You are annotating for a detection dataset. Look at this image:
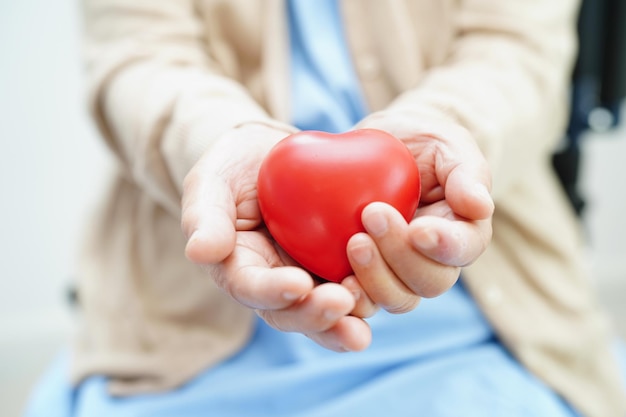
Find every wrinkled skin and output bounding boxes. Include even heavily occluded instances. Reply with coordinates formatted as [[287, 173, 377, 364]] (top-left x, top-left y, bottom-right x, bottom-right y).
[[182, 116, 493, 352]]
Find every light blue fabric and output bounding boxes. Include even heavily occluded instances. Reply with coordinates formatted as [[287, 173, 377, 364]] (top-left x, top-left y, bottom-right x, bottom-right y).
[[288, 0, 367, 132], [22, 1, 612, 416], [25, 286, 592, 417]]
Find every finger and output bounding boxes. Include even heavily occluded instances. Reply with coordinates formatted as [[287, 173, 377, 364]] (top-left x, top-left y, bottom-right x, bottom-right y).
[[408, 123, 493, 220], [182, 122, 291, 265], [347, 232, 421, 314], [360, 202, 460, 299], [182, 163, 237, 264], [305, 316, 372, 352], [256, 283, 356, 334], [214, 231, 314, 310], [219, 264, 315, 310], [341, 275, 380, 318], [444, 163, 494, 221], [362, 114, 494, 220], [409, 215, 493, 267]]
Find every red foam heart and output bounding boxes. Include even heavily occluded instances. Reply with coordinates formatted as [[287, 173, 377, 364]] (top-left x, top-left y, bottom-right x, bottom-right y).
[[257, 129, 421, 282]]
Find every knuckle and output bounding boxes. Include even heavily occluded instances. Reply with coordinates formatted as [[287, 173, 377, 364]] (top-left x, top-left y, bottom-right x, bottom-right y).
[[353, 303, 380, 319], [207, 264, 229, 292], [221, 266, 259, 307], [384, 294, 420, 314], [257, 309, 290, 333]]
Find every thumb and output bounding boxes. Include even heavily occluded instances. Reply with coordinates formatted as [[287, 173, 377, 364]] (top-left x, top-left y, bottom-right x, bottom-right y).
[[182, 165, 237, 265], [444, 163, 494, 221]]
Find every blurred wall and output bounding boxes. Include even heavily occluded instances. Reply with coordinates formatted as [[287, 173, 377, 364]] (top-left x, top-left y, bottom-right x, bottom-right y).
[[0, 0, 108, 328], [0, 1, 109, 415]]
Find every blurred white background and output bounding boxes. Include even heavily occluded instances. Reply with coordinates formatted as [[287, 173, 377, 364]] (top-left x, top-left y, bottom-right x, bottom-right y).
[[0, 1, 624, 416], [1, 1, 111, 416]]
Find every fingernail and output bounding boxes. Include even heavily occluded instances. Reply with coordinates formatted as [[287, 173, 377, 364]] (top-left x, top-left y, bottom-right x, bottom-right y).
[[187, 229, 199, 243], [364, 211, 388, 237], [282, 291, 300, 301], [475, 184, 494, 207], [187, 228, 209, 247], [411, 228, 439, 251], [351, 290, 361, 301], [351, 245, 373, 266], [324, 309, 344, 321], [184, 230, 201, 258]]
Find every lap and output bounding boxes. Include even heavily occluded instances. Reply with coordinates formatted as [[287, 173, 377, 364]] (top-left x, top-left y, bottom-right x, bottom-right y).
[[24, 287, 616, 417], [24, 339, 594, 417]]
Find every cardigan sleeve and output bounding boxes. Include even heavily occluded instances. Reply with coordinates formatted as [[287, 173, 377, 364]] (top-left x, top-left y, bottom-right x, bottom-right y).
[[82, 0, 294, 215], [368, 0, 580, 197]]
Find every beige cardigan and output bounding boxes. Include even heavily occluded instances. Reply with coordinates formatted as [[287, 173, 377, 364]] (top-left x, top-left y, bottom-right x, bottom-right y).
[[77, 1, 625, 416]]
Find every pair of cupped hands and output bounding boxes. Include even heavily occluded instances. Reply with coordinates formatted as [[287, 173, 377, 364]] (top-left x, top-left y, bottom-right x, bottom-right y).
[[181, 113, 494, 352]]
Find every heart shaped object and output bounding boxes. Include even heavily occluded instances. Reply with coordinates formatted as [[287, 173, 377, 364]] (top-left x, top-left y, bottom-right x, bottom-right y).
[[257, 129, 421, 282]]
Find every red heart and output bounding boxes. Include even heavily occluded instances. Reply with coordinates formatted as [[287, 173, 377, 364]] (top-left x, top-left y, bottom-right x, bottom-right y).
[[257, 129, 421, 282]]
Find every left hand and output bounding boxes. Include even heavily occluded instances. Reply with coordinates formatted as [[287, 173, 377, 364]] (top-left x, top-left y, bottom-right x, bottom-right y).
[[182, 123, 377, 352], [345, 112, 494, 315]]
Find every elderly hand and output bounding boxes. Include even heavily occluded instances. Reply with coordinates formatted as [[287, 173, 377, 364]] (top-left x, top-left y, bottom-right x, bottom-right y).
[[346, 112, 494, 315], [182, 123, 376, 352]]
